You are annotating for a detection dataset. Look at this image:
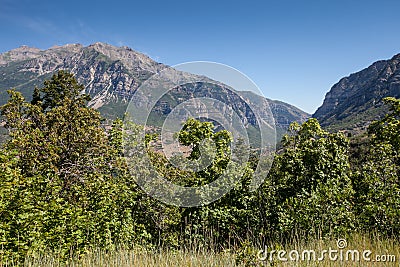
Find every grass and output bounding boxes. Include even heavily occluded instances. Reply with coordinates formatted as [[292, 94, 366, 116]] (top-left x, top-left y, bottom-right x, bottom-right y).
[[1, 234, 399, 266], [1, 248, 239, 267], [258, 234, 400, 266]]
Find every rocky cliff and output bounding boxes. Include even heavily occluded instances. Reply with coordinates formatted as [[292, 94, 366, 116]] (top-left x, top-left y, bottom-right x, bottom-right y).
[[313, 54, 400, 132]]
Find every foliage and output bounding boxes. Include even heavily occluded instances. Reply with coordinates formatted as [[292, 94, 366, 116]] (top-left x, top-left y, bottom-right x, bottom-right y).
[[353, 97, 400, 235], [0, 71, 176, 261], [270, 119, 355, 238], [1, 71, 400, 263], [177, 118, 232, 185]]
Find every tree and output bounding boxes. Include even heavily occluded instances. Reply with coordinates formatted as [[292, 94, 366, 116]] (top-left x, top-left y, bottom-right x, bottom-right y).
[[31, 70, 90, 110], [0, 71, 157, 260], [1, 71, 107, 194], [173, 119, 263, 247], [177, 118, 232, 185], [270, 119, 355, 238], [353, 97, 400, 235]]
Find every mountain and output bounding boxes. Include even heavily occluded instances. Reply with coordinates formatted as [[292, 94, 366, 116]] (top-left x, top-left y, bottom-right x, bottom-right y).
[[238, 91, 310, 138], [0, 43, 165, 118], [0, 42, 309, 142], [313, 54, 400, 132]]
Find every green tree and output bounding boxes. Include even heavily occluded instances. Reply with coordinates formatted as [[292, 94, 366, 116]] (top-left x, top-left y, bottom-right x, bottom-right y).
[[31, 70, 90, 110], [177, 118, 232, 186], [369, 97, 400, 151], [353, 97, 400, 235], [1, 71, 108, 195], [174, 119, 264, 247], [0, 71, 156, 260], [270, 119, 355, 238]]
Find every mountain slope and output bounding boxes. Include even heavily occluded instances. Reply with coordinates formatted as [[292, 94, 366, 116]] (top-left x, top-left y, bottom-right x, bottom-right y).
[[0, 43, 164, 110], [238, 91, 309, 138], [313, 54, 400, 132], [0, 43, 309, 142]]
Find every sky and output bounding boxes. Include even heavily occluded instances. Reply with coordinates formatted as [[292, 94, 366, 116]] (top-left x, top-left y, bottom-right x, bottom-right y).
[[1, 0, 400, 114]]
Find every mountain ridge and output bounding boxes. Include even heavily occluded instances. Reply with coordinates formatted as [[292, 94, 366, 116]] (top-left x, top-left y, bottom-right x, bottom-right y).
[[0, 42, 310, 142], [313, 53, 400, 132]]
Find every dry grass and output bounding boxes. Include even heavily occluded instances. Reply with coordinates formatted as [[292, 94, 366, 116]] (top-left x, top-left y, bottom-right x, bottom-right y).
[[1, 248, 240, 267], [1, 234, 399, 266], [257, 234, 400, 266]]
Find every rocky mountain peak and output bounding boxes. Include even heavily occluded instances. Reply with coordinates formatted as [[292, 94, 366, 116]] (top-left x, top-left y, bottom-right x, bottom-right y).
[[0, 42, 310, 141], [48, 43, 83, 52], [0, 45, 42, 65], [391, 53, 400, 61], [87, 42, 163, 73]]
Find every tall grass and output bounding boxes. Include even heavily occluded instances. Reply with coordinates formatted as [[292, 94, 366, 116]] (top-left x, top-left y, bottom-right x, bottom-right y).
[[1, 233, 399, 266], [255, 233, 400, 266], [1, 248, 239, 267]]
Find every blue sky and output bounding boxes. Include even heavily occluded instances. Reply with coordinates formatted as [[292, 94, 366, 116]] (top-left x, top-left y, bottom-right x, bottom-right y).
[[1, 0, 400, 113]]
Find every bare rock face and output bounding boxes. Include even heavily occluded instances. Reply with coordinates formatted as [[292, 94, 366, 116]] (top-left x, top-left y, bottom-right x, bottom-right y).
[[0, 43, 165, 108], [0, 42, 309, 140], [88, 42, 163, 73], [313, 54, 400, 131], [0, 45, 42, 64]]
